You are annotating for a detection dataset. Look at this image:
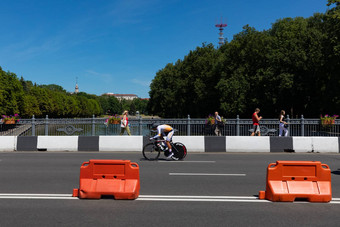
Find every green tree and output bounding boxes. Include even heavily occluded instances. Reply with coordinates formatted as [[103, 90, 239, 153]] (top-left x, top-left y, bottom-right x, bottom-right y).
[[148, 2, 340, 118], [0, 68, 25, 115]]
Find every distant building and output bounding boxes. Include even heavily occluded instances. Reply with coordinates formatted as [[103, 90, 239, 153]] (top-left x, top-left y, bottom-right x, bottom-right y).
[[113, 94, 138, 100], [103, 93, 138, 100]]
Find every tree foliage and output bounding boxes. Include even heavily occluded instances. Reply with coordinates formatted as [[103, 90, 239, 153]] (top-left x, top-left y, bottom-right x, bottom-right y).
[[148, 4, 340, 118], [0, 67, 148, 118]]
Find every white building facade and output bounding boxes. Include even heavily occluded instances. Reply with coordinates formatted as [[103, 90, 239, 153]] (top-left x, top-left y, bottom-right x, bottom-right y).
[[103, 93, 138, 100]]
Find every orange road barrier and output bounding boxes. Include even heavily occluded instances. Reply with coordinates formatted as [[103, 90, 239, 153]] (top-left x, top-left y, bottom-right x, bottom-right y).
[[259, 161, 331, 202], [73, 160, 140, 199]]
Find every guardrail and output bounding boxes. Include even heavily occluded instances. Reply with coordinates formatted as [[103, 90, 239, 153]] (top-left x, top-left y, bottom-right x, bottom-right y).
[[0, 115, 339, 137]]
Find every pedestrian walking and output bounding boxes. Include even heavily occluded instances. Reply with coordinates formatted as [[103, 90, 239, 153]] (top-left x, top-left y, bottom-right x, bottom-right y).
[[279, 110, 288, 137], [120, 110, 131, 136], [251, 108, 262, 136], [214, 111, 222, 136]]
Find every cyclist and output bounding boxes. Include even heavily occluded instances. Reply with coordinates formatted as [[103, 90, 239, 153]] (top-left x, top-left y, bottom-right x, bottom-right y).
[[150, 123, 177, 160]]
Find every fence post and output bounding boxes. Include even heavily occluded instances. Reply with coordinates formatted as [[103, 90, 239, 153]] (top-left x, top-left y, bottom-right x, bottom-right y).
[[45, 115, 49, 136], [92, 115, 95, 136], [236, 115, 240, 136], [286, 115, 290, 136], [301, 115, 304, 136], [139, 115, 143, 135], [31, 115, 35, 136], [187, 115, 191, 136]]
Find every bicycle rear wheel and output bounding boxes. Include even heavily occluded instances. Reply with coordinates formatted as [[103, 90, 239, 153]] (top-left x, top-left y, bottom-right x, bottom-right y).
[[142, 143, 161, 160], [172, 142, 187, 160]]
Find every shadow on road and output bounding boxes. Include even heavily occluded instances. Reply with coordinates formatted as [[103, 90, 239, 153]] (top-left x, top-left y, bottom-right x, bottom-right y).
[[331, 169, 340, 175], [139, 158, 172, 162]]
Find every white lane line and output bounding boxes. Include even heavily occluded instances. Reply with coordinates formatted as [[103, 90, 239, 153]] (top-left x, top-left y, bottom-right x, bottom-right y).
[[0, 193, 76, 199], [138, 195, 338, 203], [0, 194, 338, 204], [169, 173, 246, 176], [137, 198, 270, 203], [0, 194, 73, 197], [138, 195, 260, 202], [158, 161, 216, 163], [330, 201, 340, 204], [139, 195, 256, 199], [0, 196, 77, 200]]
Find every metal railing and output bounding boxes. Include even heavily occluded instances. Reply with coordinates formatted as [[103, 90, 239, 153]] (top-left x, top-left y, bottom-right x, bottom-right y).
[[0, 115, 339, 137]]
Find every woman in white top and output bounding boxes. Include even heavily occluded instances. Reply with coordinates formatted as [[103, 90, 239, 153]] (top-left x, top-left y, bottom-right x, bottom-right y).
[[279, 110, 288, 137], [120, 110, 131, 136]]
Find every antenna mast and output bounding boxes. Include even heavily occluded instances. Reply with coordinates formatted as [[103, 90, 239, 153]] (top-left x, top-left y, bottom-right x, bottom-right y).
[[75, 77, 79, 94], [215, 17, 227, 47]]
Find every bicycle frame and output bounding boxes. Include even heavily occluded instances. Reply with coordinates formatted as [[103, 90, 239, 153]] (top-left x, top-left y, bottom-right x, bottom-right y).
[[152, 139, 175, 150]]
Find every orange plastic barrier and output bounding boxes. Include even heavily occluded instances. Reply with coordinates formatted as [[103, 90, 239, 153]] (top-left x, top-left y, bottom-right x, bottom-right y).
[[73, 160, 140, 199], [259, 161, 331, 202]]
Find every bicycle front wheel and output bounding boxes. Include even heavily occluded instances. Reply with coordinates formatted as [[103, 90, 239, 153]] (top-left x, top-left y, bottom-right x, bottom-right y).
[[142, 143, 161, 160]]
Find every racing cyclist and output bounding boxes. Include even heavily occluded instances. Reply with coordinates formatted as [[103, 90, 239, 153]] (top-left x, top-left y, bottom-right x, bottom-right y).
[[150, 123, 178, 160]]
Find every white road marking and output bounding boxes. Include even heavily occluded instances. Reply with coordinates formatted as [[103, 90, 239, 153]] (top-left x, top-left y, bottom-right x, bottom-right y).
[[139, 195, 256, 199], [158, 161, 216, 163], [0, 194, 72, 197], [138, 195, 263, 202], [0, 196, 77, 200], [137, 198, 270, 202], [0, 193, 337, 204], [0, 193, 76, 200], [169, 173, 246, 176]]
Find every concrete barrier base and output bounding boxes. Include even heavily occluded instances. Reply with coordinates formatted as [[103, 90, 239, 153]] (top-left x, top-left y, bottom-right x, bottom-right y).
[[1, 136, 339, 153]]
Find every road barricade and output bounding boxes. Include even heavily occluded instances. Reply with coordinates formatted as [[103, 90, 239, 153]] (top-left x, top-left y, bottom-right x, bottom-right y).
[[259, 161, 331, 202], [73, 160, 140, 199]]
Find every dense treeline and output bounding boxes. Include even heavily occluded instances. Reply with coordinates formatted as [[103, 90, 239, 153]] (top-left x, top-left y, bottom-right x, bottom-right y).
[[0, 67, 148, 118], [148, 0, 340, 118]]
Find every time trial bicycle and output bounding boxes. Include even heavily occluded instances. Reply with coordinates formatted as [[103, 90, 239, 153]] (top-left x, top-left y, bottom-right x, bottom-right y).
[[142, 138, 187, 161]]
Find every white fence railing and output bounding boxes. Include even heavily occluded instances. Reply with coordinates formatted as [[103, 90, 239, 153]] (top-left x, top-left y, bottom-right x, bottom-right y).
[[1, 115, 339, 137]]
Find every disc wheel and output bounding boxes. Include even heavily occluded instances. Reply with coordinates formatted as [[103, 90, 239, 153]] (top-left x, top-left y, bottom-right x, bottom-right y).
[[142, 143, 161, 160], [172, 142, 187, 160]]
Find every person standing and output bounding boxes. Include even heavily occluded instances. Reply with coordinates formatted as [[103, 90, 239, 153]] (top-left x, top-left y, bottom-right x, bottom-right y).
[[279, 110, 288, 137], [120, 110, 131, 136], [251, 108, 262, 136], [214, 111, 222, 136]]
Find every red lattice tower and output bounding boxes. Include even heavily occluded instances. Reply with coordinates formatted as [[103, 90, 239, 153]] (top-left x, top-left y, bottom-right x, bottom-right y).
[[215, 19, 227, 47]]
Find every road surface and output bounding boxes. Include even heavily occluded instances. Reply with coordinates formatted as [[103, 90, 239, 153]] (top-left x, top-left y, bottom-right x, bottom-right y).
[[0, 152, 339, 226]]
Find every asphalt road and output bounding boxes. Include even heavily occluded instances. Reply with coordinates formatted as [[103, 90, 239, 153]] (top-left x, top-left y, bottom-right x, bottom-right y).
[[0, 152, 340, 226]]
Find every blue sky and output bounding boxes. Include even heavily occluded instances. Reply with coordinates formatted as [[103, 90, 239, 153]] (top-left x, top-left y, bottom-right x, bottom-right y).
[[0, 0, 329, 98]]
